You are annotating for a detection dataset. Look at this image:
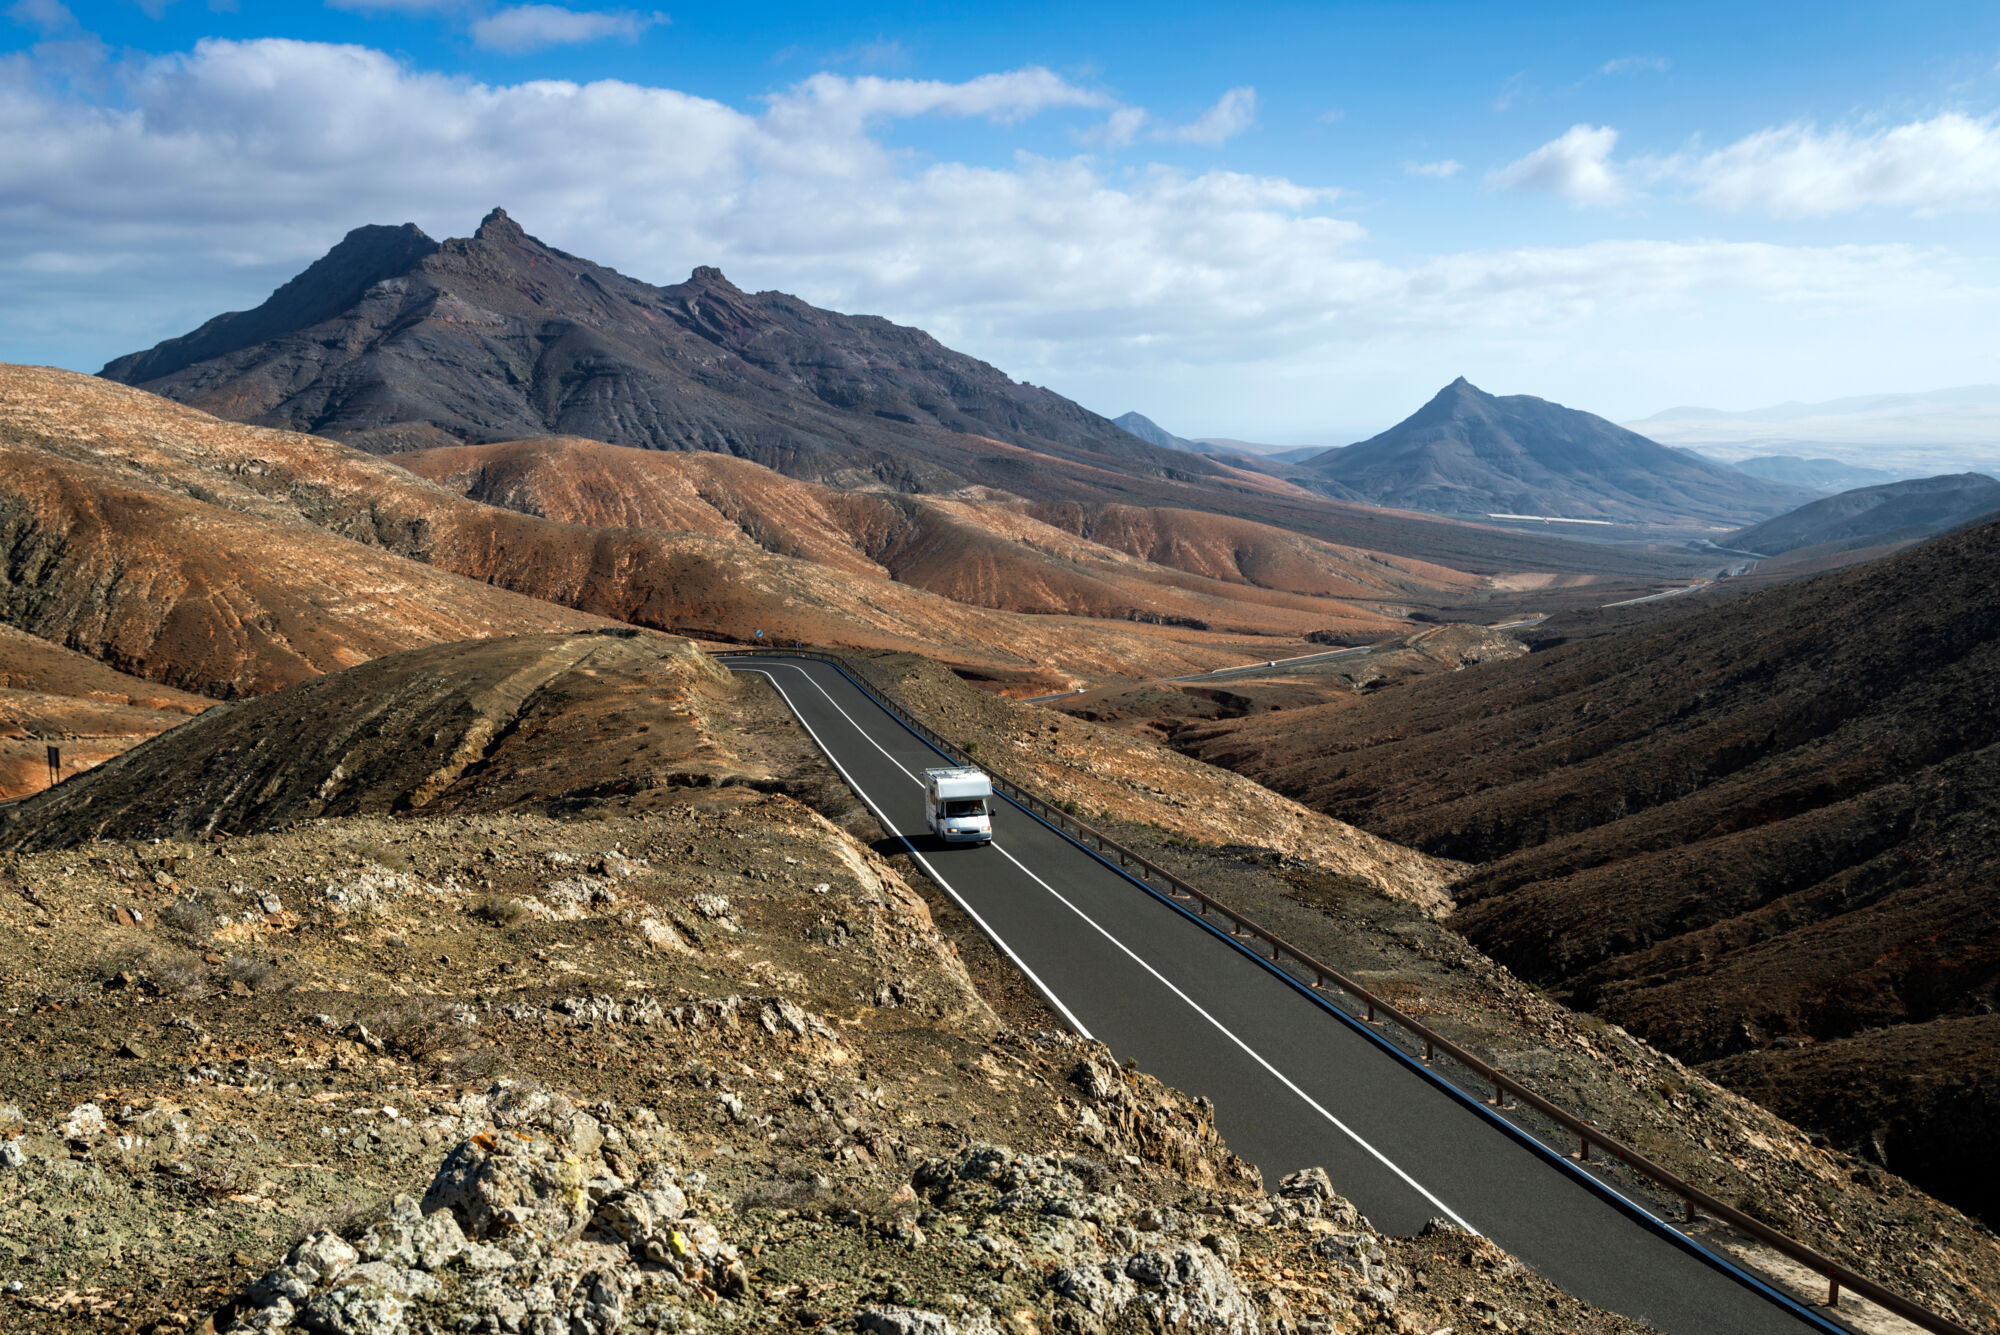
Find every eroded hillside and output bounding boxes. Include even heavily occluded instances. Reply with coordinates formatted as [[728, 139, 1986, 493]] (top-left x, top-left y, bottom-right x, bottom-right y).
[[1182, 517, 2000, 1227], [0, 624, 211, 799], [0, 366, 1441, 698]]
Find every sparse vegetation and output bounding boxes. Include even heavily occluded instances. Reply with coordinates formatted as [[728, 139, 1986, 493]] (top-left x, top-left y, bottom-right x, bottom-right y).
[[467, 893, 525, 925], [107, 935, 208, 998], [224, 953, 295, 994]]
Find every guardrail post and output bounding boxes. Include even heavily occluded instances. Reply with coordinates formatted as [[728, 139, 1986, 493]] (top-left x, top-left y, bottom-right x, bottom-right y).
[[1578, 1133, 1590, 1163], [1683, 1196, 1698, 1225], [1492, 1079, 1507, 1109], [1828, 1275, 1840, 1306], [1365, 1001, 1376, 1023]]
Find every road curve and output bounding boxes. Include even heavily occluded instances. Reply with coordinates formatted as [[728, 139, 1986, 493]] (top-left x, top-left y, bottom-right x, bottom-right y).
[[729, 654, 1845, 1335]]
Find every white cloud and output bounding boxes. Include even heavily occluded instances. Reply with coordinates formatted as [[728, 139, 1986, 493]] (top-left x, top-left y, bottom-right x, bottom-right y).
[[0, 36, 1990, 428], [1488, 124, 1624, 205], [470, 5, 663, 53], [769, 66, 1108, 131], [1406, 159, 1461, 178], [1164, 86, 1255, 145], [1077, 105, 1147, 150], [1600, 55, 1668, 76], [1665, 112, 2000, 216]]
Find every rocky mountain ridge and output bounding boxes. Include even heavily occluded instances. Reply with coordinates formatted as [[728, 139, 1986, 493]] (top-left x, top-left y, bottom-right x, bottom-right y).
[[102, 209, 1216, 499]]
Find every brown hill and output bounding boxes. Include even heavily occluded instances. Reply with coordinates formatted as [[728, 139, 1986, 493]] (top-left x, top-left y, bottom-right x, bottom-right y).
[[0, 629, 756, 849], [1181, 520, 2000, 1223], [0, 624, 211, 798], [398, 436, 1475, 624], [0, 366, 1429, 695], [0, 366, 608, 696]]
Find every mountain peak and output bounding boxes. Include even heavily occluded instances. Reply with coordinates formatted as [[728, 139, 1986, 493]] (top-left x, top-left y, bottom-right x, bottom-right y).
[[98, 221, 438, 385], [1307, 378, 1817, 526], [475, 207, 524, 241], [686, 265, 742, 292]]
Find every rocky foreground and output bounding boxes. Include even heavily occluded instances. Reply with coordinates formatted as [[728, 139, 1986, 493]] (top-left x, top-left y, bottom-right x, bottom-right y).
[[0, 802, 1641, 1335]]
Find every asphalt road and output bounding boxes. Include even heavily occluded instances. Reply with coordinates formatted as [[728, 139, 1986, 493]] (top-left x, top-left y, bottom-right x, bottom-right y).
[[729, 655, 1842, 1335]]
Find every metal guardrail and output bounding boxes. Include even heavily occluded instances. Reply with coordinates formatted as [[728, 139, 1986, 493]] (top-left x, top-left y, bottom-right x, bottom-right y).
[[716, 647, 1978, 1335]]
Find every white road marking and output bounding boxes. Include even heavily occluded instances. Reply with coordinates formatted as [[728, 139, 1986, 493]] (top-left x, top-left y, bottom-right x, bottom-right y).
[[737, 657, 1478, 1237], [734, 666, 1092, 1039]]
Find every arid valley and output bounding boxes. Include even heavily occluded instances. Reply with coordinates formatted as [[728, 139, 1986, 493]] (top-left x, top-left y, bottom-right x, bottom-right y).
[[5, 9, 2000, 1335]]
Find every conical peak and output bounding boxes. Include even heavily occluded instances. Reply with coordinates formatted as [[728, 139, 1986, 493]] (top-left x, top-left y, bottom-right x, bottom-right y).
[[1424, 376, 1491, 410]]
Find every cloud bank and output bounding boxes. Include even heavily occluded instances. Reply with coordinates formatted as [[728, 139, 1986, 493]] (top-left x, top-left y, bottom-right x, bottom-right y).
[[0, 34, 1987, 427], [1494, 111, 2000, 216]]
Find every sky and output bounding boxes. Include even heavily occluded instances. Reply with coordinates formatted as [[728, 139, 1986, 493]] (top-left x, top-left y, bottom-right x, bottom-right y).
[[4, 1, 2000, 444]]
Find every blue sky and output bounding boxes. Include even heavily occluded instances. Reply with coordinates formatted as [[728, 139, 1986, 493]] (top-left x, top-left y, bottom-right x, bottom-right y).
[[5, 1, 2000, 442]]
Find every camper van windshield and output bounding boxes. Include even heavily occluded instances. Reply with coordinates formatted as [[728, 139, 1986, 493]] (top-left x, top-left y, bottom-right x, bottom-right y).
[[943, 799, 987, 817]]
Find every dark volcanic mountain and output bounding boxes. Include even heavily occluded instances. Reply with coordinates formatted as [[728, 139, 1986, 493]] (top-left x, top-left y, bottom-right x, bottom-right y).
[[1303, 378, 1814, 527], [102, 208, 1217, 499], [1182, 519, 2000, 1221], [1725, 471, 2000, 556]]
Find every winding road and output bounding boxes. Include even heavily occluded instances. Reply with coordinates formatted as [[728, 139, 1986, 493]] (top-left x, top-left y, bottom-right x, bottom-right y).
[[728, 654, 1846, 1335]]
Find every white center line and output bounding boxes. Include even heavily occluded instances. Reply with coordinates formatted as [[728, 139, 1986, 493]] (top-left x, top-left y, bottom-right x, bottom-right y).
[[737, 657, 1479, 1236], [734, 666, 1092, 1038]]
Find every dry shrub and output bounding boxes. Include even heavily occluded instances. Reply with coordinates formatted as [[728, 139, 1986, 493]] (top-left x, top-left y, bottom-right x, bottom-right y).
[[286, 1196, 385, 1247], [225, 954, 296, 994], [158, 899, 216, 944], [359, 999, 460, 1063], [111, 937, 209, 999], [177, 1154, 246, 1199], [468, 895, 526, 926], [445, 1044, 510, 1082]]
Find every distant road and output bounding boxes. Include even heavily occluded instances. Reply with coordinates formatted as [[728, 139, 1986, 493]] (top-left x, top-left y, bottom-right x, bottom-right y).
[[1603, 581, 1714, 608], [731, 653, 1845, 1335]]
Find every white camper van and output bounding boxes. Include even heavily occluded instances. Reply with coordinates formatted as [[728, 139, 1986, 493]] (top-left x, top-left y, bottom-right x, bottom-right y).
[[923, 766, 993, 845]]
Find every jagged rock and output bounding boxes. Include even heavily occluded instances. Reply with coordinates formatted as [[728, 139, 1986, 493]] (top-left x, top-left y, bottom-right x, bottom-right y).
[[294, 1284, 405, 1335], [421, 1132, 597, 1247]]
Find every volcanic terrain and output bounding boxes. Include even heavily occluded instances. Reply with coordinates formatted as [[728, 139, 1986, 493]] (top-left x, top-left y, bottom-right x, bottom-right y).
[[2, 627, 1995, 1332], [1179, 518, 2000, 1224], [0, 365, 1481, 701]]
